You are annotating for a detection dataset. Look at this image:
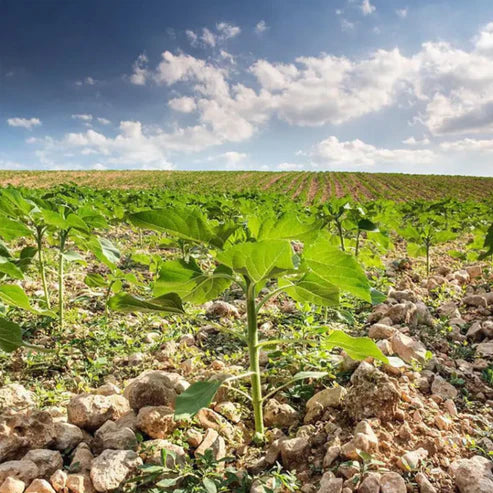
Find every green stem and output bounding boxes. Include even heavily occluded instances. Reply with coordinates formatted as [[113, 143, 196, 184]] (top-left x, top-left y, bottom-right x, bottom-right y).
[[426, 242, 430, 276], [336, 221, 345, 251], [355, 230, 360, 257], [36, 227, 50, 309], [105, 280, 115, 315], [58, 232, 67, 329], [246, 279, 264, 438]]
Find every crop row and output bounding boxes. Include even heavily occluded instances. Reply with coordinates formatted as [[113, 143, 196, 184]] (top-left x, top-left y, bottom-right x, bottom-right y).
[[0, 170, 491, 202]]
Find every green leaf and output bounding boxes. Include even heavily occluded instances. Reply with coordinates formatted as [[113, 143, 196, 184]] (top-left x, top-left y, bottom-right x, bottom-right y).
[[279, 272, 339, 307], [0, 285, 54, 317], [253, 213, 323, 244], [290, 371, 327, 382], [128, 208, 217, 246], [202, 478, 217, 493], [62, 251, 86, 264], [0, 258, 24, 280], [407, 242, 426, 258], [174, 380, 222, 420], [303, 235, 371, 302], [217, 240, 294, 284], [154, 259, 231, 304], [0, 317, 23, 352], [358, 219, 378, 232], [84, 273, 107, 288], [370, 288, 386, 305], [479, 223, 493, 260], [0, 217, 32, 241], [323, 329, 403, 366], [108, 292, 184, 314]]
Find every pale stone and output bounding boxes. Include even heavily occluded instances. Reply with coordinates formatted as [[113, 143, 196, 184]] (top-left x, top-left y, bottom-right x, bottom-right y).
[[23, 450, 63, 479], [90, 450, 142, 493], [0, 477, 25, 493], [67, 394, 130, 431], [25, 479, 56, 493], [379, 472, 406, 493], [264, 399, 299, 428]]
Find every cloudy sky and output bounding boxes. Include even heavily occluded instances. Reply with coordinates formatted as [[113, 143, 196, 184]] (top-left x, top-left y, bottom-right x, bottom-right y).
[[1, 0, 493, 176]]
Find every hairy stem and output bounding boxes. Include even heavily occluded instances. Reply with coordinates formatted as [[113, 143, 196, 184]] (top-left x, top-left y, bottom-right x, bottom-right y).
[[246, 279, 264, 438], [336, 221, 345, 251], [36, 227, 50, 309], [58, 232, 67, 329]]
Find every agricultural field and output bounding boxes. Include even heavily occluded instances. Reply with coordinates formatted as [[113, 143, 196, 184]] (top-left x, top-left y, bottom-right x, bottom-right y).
[[0, 182, 492, 493], [0, 170, 492, 202]]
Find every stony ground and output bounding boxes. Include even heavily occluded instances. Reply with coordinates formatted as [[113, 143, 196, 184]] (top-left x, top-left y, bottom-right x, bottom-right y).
[[0, 242, 492, 493]]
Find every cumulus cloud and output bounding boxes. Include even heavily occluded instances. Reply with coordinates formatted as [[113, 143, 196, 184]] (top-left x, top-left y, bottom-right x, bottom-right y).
[[97, 117, 111, 125], [169, 96, 197, 113], [7, 117, 42, 129], [306, 136, 436, 168], [402, 136, 430, 145]]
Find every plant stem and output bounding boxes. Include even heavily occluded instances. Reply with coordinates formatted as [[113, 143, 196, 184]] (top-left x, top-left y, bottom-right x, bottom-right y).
[[355, 229, 361, 257], [105, 279, 115, 315], [425, 242, 430, 276], [35, 227, 50, 309], [245, 279, 264, 438], [336, 221, 345, 251], [58, 232, 67, 329]]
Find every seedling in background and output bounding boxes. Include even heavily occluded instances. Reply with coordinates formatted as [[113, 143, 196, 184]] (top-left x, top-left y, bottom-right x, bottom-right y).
[[110, 207, 400, 440]]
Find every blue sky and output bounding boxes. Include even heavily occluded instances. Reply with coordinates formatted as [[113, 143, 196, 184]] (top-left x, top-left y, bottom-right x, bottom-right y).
[[2, 0, 493, 176]]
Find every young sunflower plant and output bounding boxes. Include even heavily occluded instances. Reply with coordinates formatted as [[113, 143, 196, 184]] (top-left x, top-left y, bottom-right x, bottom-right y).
[[110, 206, 400, 440]]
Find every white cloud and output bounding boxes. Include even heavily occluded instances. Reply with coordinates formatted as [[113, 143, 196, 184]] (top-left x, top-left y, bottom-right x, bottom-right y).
[[221, 151, 247, 164], [402, 136, 430, 145], [168, 96, 197, 113], [396, 8, 408, 19], [277, 162, 304, 171], [129, 53, 149, 85], [97, 117, 111, 125], [201, 28, 216, 47], [75, 76, 97, 86], [72, 114, 93, 122], [361, 0, 376, 16], [473, 22, 493, 55], [216, 22, 241, 40], [440, 137, 493, 152], [255, 20, 268, 34], [185, 22, 241, 49], [186, 29, 199, 47], [7, 117, 42, 129], [307, 136, 436, 168]]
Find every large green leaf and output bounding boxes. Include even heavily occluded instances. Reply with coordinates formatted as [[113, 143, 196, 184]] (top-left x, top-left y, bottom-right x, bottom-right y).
[[154, 259, 231, 304], [0, 317, 23, 352], [479, 223, 493, 260], [84, 273, 107, 288], [217, 240, 295, 284], [0, 217, 32, 241], [252, 213, 323, 244], [303, 235, 371, 302], [174, 380, 222, 420], [128, 208, 216, 246], [0, 258, 24, 280], [279, 272, 339, 307], [323, 329, 403, 366], [108, 292, 184, 314], [0, 285, 54, 317]]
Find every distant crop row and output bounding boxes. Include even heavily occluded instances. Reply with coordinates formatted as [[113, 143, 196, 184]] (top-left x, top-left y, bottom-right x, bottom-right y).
[[0, 170, 491, 202]]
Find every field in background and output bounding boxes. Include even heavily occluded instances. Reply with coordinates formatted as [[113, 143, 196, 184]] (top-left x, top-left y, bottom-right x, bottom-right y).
[[0, 170, 492, 202]]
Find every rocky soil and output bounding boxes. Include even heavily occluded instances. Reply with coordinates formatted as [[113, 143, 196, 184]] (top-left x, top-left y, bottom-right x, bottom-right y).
[[0, 259, 492, 492]]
